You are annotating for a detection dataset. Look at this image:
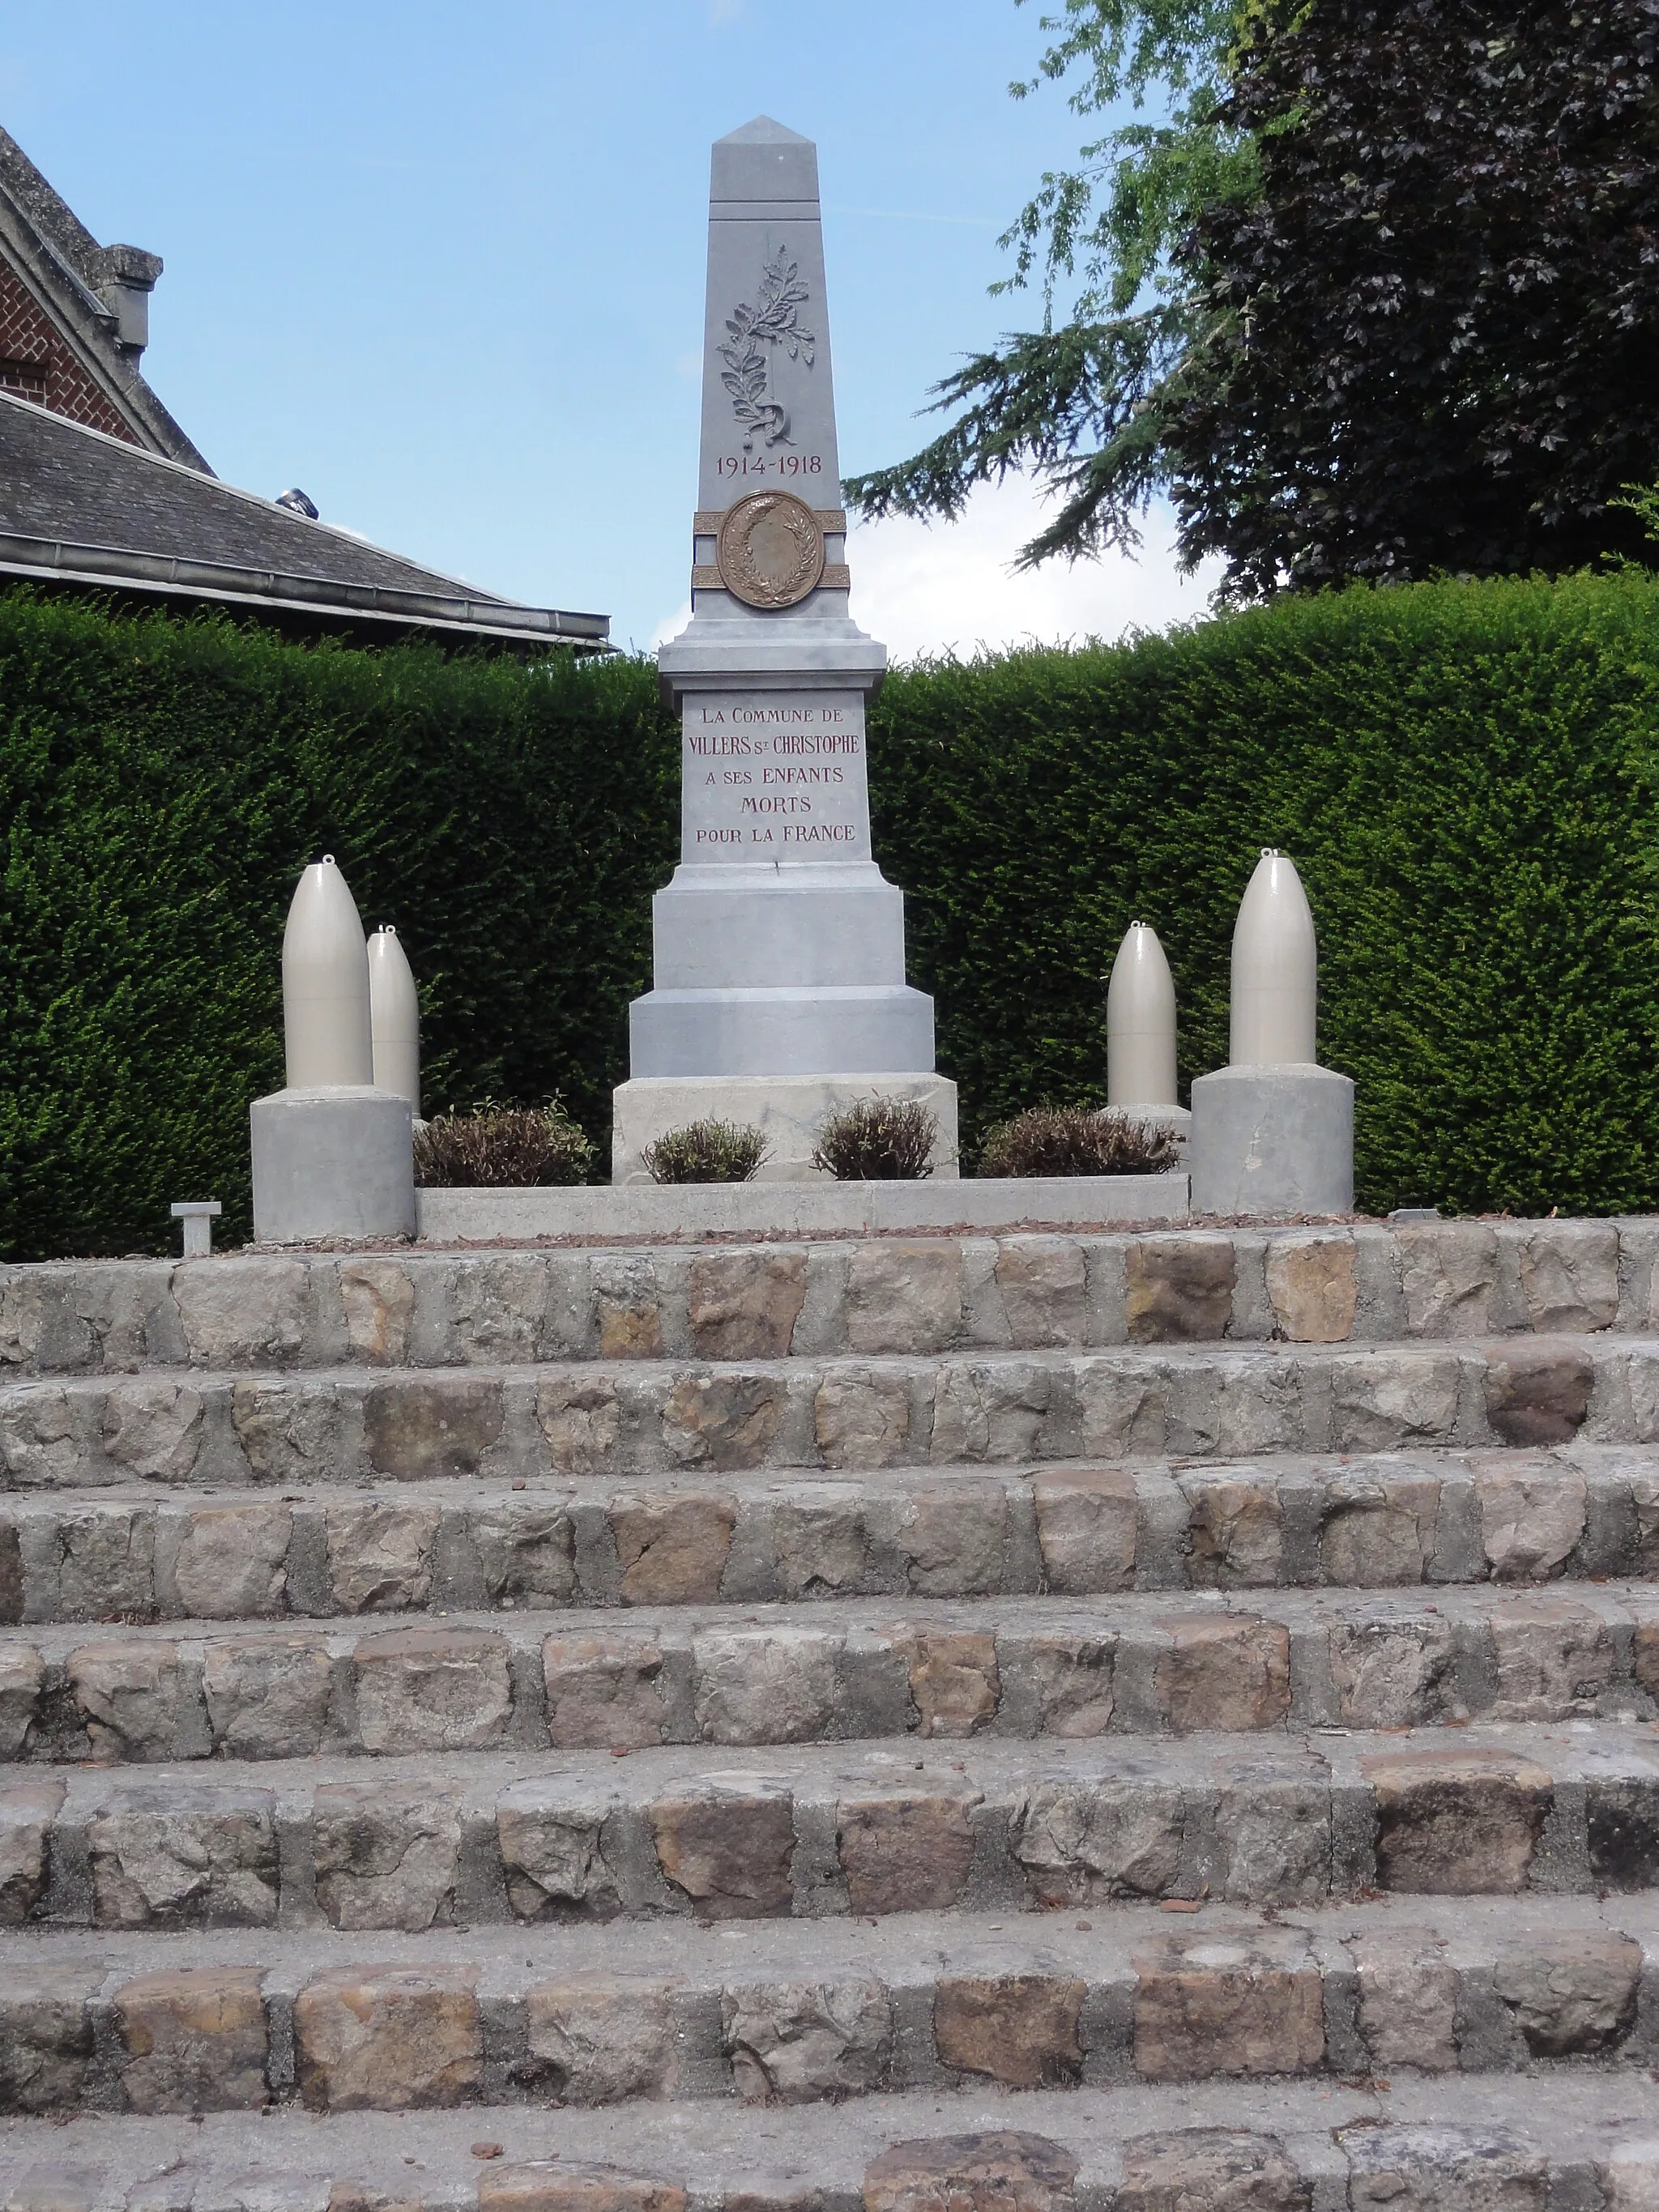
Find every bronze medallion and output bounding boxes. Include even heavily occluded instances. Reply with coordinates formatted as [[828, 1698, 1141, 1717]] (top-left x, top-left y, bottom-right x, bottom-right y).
[[715, 490, 826, 609]]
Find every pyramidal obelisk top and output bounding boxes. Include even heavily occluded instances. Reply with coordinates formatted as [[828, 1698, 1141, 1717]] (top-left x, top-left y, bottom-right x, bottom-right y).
[[659, 116, 883, 687]]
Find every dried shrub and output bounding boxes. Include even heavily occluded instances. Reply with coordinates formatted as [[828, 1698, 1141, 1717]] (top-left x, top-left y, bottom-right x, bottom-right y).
[[414, 1102, 594, 1188], [975, 1106, 1180, 1179], [642, 1119, 769, 1184], [812, 1095, 938, 1181]]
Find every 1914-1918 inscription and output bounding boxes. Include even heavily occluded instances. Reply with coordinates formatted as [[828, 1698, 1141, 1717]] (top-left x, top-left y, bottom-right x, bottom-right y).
[[680, 691, 872, 863]]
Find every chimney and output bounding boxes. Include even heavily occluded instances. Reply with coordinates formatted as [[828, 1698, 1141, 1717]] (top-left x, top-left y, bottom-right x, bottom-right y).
[[94, 242, 163, 356]]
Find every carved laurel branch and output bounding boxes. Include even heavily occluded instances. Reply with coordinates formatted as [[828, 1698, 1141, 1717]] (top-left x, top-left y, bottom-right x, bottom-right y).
[[718, 248, 816, 450]]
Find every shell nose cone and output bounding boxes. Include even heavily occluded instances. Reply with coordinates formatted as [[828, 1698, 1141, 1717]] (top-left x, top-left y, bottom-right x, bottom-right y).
[[1229, 848, 1318, 1067], [282, 855, 373, 1089], [1107, 919, 1178, 1106], [368, 924, 420, 1115]]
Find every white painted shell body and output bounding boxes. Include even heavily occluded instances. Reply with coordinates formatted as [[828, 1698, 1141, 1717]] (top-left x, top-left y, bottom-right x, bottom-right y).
[[1107, 921, 1178, 1106], [1229, 848, 1318, 1066], [368, 924, 420, 1115], [281, 856, 373, 1087]]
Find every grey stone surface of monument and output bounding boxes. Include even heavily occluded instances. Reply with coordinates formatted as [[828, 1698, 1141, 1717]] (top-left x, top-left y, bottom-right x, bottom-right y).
[[621, 117, 949, 1153]]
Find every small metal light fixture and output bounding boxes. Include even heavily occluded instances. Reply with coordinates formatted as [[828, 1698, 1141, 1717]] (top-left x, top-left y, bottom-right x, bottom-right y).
[[275, 488, 319, 519], [170, 1200, 222, 1259]]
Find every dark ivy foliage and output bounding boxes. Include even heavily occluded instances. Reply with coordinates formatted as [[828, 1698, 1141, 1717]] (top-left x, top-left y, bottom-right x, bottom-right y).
[[1175, 0, 1659, 594], [848, 0, 1659, 595]]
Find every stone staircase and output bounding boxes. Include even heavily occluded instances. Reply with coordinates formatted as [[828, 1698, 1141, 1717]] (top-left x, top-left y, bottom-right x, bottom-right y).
[[7, 1217, 1659, 2210]]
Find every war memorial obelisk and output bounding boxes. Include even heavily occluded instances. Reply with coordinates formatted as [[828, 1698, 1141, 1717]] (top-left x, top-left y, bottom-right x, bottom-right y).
[[612, 117, 957, 1181]]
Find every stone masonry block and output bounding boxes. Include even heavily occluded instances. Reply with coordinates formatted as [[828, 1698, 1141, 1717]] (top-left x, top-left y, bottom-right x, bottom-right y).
[[1116, 2130, 1310, 2212], [995, 1241, 1088, 1350], [1491, 1931, 1640, 2056], [201, 1634, 331, 1758], [114, 1966, 268, 2113], [67, 1639, 179, 1759], [352, 1627, 513, 1753], [693, 1625, 838, 1744], [313, 1782, 463, 1932], [544, 1634, 667, 1750], [1132, 1932, 1324, 2082], [526, 1975, 680, 2105], [1012, 1779, 1183, 1906], [612, 1494, 736, 1604], [663, 1375, 784, 1471], [480, 2168, 686, 2212], [836, 1782, 979, 1914], [497, 1780, 623, 1923], [0, 1643, 43, 1758], [1155, 1615, 1290, 1733], [0, 1969, 95, 2113], [863, 2135, 1077, 2212], [689, 1251, 808, 1360], [650, 1776, 795, 1920], [724, 1976, 893, 2103], [934, 1974, 1085, 2088], [1030, 1473, 1139, 1594], [1125, 1237, 1235, 1344], [0, 1780, 62, 1924], [326, 1502, 441, 1613], [293, 1966, 482, 2111], [1265, 1234, 1358, 1345], [1483, 1347, 1593, 1447], [175, 1260, 308, 1366], [172, 1502, 291, 1617], [847, 1242, 963, 1354], [1364, 1750, 1551, 1893], [364, 1378, 504, 1481], [87, 1782, 279, 1927], [813, 1370, 911, 1471]]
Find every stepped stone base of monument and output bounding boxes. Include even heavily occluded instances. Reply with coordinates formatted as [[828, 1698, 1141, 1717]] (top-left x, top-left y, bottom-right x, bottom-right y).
[[611, 1071, 959, 1184], [6, 1214, 1659, 2208]]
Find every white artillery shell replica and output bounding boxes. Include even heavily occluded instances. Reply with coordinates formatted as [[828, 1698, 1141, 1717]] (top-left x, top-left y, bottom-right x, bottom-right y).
[[368, 924, 420, 1115], [281, 855, 373, 1089], [1107, 920, 1179, 1107], [1229, 847, 1319, 1067]]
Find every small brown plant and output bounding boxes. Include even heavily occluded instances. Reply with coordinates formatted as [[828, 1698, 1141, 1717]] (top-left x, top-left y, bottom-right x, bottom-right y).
[[975, 1106, 1180, 1179], [642, 1119, 769, 1184], [413, 1101, 594, 1188], [812, 1095, 938, 1181]]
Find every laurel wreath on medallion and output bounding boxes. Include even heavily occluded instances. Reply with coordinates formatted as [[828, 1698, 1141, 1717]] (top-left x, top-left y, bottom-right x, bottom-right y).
[[716, 491, 825, 610]]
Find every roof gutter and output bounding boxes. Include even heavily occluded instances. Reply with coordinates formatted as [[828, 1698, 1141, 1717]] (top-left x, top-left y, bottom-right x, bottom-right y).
[[0, 529, 612, 649]]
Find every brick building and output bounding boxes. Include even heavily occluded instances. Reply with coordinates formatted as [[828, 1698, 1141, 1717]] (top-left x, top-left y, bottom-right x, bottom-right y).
[[0, 126, 606, 648]]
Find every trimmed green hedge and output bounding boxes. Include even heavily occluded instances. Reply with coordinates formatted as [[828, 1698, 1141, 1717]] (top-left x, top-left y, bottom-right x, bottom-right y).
[[0, 593, 677, 1257], [872, 569, 1659, 1217], [3, 569, 1658, 1257]]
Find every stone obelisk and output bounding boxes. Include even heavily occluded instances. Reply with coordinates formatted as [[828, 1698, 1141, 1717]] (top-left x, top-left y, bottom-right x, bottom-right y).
[[612, 117, 956, 1182]]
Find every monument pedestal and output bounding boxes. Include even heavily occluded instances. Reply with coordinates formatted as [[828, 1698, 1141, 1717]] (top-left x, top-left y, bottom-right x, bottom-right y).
[[1189, 1063, 1354, 1218], [250, 1085, 415, 1243], [612, 1072, 958, 1184]]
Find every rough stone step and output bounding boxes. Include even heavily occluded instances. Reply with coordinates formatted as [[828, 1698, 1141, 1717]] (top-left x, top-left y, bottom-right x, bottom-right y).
[[2, 1894, 1659, 2118], [6, 1444, 1653, 1627], [3, 1218, 1650, 1382], [7, 2072, 1659, 2212], [7, 1582, 1659, 1767], [6, 1332, 1659, 1495], [6, 1720, 1659, 1931]]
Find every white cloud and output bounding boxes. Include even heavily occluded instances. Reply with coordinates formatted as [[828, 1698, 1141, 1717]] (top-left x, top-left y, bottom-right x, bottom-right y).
[[646, 474, 1226, 663], [846, 474, 1225, 663]]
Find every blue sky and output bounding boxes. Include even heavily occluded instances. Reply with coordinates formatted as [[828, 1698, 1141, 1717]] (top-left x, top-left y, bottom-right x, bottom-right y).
[[0, 2, 1216, 655]]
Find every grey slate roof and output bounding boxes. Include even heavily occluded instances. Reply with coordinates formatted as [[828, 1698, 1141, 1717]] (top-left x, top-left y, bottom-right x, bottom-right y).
[[0, 391, 609, 647], [0, 123, 211, 472]]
